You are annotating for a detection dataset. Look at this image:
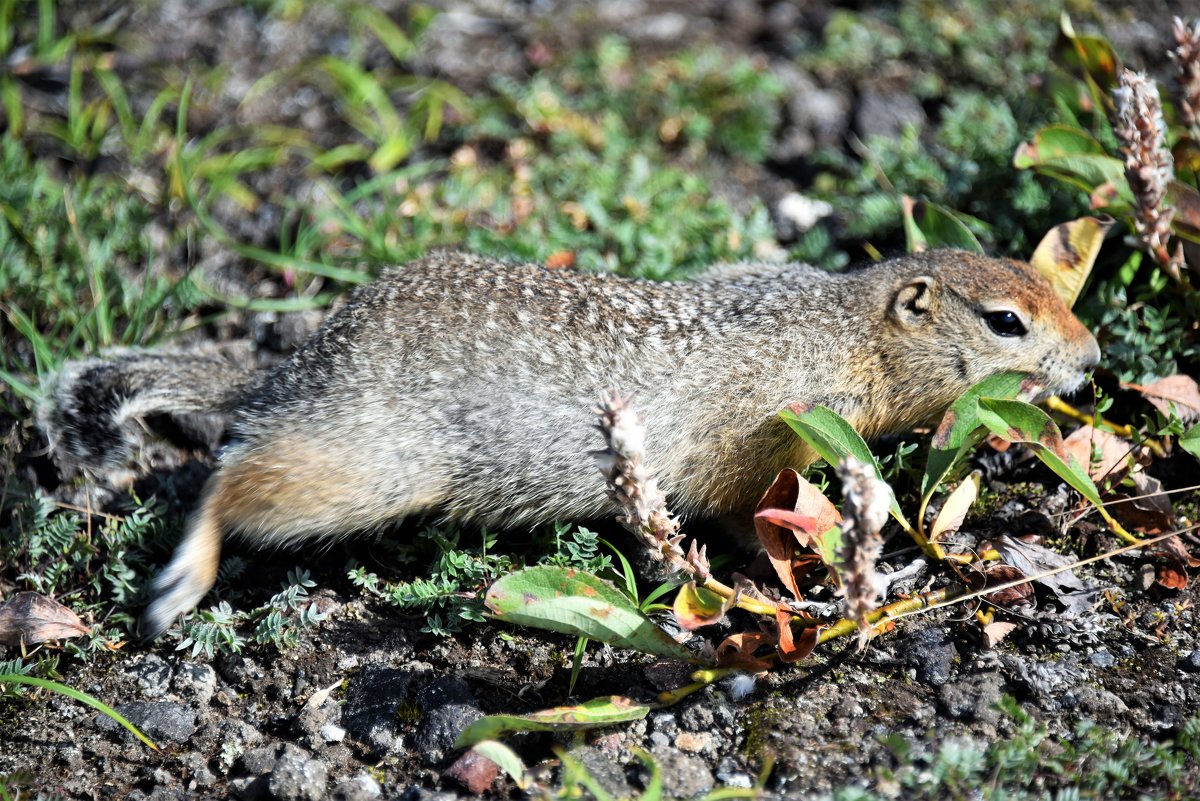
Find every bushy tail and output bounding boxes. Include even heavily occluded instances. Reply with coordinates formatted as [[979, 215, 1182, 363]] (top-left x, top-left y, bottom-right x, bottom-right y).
[[39, 343, 261, 478]]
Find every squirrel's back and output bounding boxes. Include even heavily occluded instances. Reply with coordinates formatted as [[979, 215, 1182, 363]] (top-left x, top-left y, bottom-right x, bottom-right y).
[[40, 249, 1101, 638]]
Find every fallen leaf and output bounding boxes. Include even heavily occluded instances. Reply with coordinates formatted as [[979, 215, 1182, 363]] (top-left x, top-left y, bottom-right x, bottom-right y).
[[544, 250, 575, 270], [0, 592, 90, 646], [1062, 425, 1138, 484], [715, 632, 776, 672], [775, 608, 818, 664], [987, 535, 1086, 597], [1155, 553, 1189, 591], [982, 621, 1019, 648], [1125, 375, 1200, 423], [929, 473, 979, 542], [1111, 472, 1176, 535], [982, 564, 1036, 610]]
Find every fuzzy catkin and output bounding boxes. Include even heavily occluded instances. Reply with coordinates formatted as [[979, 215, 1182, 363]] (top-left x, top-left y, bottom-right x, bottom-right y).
[[1112, 69, 1182, 276], [834, 456, 889, 649]]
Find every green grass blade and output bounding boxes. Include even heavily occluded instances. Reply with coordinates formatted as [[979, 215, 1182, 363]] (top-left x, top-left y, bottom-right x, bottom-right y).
[[0, 674, 158, 751]]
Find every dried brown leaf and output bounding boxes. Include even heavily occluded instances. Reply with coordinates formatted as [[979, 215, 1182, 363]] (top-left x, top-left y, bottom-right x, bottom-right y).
[[1111, 472, 1177, 535], [1062, 425, 1138, 484], [715, 632, 776, 672], [988, 535, 1086, 597], [982, 564, 1036, 610], [0, 592, 89, 646], [1128, 374, 1200, 423], [754, 469, 841, 600], [981, 621, 1019, 649]]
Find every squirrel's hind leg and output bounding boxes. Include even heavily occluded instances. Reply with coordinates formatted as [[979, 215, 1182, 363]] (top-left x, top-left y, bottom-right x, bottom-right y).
[[139, 437, 447, 639], [138, 486, 224, 641]]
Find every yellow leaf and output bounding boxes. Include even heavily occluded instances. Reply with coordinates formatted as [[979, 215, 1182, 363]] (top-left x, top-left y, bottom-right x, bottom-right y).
[[929, 472, 979, 543], [1029, 215, 1114, 307]]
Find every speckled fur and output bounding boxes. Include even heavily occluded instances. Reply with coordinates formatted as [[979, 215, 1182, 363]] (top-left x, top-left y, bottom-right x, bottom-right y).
[[40, 250, 1100, 638]]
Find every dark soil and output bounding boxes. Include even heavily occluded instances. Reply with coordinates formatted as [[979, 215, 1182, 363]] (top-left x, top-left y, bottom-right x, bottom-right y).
[[3, 2, 1200, 800]]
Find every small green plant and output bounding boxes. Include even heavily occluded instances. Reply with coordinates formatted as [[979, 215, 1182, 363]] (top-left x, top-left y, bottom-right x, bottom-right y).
[[835, 698, 1200, 800], [175, 568, 327, 657]]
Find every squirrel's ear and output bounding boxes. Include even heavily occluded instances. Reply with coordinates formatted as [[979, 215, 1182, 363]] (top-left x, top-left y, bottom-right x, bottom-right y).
[[890, 276, 935, 326]]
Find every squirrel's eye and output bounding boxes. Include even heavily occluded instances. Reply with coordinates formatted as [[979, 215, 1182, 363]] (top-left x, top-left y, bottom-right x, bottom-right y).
[[985, 310, 1027, 337]]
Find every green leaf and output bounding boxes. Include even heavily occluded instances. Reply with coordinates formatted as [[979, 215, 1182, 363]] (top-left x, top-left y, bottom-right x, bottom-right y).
[[1013, 125, 1105, 168], [455, 695, 652, 747], [921, 372, 1033, 500], [779, 403, 907, 527], [974, 398, 1103, 509], [902, 196, 984, 254], [0, 674, 158, 751], [1181, 426, 1200, 460], [470, 740, 527, 787], [484, 566, 695, 662]]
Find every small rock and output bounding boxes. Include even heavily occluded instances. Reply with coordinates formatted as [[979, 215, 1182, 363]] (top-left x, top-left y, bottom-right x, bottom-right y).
[[676, 731, 710, 753], [343, 667, 427, 756], [715, 757, 753, 789], [134, 654, 173, 698], [899, 627, 958, 686], [1178, 649, 1200, 673], [443, 748, 500, 795], [647, 746, 714, 798], [179, 752, 217, 789], [97, 701, 197, 745], [563, 745, 632, 799], [173, 663, 217, 707], [330, 773, 382, 801], [268, 748, 329, 801], [414, 676, 482, 766], [319, 724, 347, 744], [680, 703, 714, 732], [939, 672, 1005, 726]]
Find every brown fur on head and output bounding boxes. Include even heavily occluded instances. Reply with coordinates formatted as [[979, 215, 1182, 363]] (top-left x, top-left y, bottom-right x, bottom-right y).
[[844, 250, 1100, 437]]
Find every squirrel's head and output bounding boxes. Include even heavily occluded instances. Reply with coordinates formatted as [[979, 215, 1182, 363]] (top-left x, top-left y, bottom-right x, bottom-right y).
[[882, 250, 1100, 403]]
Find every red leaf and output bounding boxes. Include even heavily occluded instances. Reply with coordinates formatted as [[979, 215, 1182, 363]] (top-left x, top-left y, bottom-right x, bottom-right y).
[[753, 469, 842, 601], [775, 608, 818, 664]]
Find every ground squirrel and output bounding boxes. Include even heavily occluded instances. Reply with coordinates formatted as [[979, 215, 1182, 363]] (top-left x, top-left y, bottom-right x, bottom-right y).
[[41, 249, 1100, 638]]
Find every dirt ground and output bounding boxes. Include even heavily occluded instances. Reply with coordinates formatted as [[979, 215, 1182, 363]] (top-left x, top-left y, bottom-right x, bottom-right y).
[[3, 2, 1200, 799]]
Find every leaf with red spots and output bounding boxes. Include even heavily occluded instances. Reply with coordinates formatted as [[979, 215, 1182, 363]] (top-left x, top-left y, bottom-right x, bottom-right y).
[[454, 696, 652, 748], [485, 566, 694, 662]]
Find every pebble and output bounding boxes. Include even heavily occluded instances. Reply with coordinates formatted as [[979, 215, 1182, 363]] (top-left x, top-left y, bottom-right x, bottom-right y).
[[414, 676, 482, 766], [174, 663, 218, 707], [268, 747, 329, 801], [97, 701, 197, 745], [134, 655, 173, 698]]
